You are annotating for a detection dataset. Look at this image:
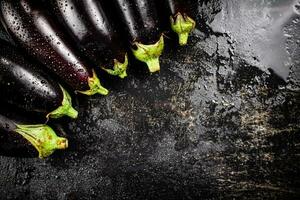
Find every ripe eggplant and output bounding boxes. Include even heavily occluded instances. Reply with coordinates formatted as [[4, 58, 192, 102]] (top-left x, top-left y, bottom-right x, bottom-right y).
[[158, 0, 196, 46], [49, 0, 128, 79], [0, 113, 68, 158], [110, 0, 164, 73], [0, 40, 78, 119], [0, 0, 108, 95]]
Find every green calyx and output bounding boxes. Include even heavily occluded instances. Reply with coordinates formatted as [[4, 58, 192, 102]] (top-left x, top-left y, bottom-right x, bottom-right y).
[[15, 124, 68, 158], [132, 35, 164, 73], [78, 69, 109, 96], [47, 85, 78, 119], [170, 12, 196, 46], [102, 53, 129, 79]]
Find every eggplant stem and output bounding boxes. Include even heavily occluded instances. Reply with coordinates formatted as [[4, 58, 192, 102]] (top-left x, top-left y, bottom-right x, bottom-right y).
[[170, 12, 196, 46], [15, 124, 68, 158], [145, 58, 160, 73], [78, 69, 109, 96], [132, 35, 164, 73], [101, 53, 128, 79], [47, 85, 78, 119]]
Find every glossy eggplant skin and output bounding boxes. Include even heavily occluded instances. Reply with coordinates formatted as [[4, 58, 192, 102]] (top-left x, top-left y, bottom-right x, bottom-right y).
[[0, 112, 68, 158], [110, 0, 164, 72], [0, 114, 33, 158], [164, 0, 198, 17], [111, 0, 161, 44], [0, 40, 78, 119], [0, 40, 60, 115], [48, 0, 128, 78], [0, 0, 108, 95]]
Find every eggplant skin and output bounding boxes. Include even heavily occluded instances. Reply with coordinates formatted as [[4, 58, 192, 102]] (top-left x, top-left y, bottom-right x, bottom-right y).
[[0, 113, 37, 158], [0, 40, 63, 115], [0, 0, 108, 95], [111, 0, 162, 44], [163, 0, 198, 16], [49, 0, 128, 76], [0, 112, 68, 158], [110, 0, 164, 72], [0, 115, 36, 158]]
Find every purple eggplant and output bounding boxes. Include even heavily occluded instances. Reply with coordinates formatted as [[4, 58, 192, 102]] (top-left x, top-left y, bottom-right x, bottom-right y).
[[110, 0, 164, 73], [0, 112, 68, 158], [0, 0, 108, 95], [0, 40, 78, 119], [48, 0, 128, 79]]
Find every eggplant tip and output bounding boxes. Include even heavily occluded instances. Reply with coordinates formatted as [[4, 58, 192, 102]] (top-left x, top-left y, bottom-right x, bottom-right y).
[[78, 69, 109, 96], [15, 124, 68, 159], [102, 54, 129, 79], [57, 137, 68, 149], [178, 32, 190, 46], [170, 13, 196, 46], [48, 86, 78, 119], [118, 70, 127, 79], [132, 35, 164, 73], [146, 58, 160, 73]]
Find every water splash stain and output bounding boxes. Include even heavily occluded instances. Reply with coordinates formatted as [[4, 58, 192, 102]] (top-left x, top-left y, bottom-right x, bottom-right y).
[[210, 0, 300, 81]]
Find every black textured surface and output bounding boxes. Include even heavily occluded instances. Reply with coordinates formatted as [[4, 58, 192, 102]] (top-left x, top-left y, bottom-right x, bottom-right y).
[[1, 0, 300, 199]]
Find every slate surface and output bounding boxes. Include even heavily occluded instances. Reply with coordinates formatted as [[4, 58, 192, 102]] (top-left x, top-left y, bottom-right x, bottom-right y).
[[0, 0, 300, 199]]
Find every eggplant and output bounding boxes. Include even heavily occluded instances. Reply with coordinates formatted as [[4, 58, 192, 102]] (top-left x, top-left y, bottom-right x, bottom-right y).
[[0, 40, 78, 119], [110, 0, 164, 73], [0, 0, 108, 95], [159, 0, 196, 46], [48, 0, 128, 79], [0, 113, 68, 158]]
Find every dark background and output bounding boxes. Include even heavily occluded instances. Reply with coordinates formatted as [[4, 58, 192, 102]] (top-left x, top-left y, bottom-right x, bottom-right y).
[[1, 0, 300, 199]]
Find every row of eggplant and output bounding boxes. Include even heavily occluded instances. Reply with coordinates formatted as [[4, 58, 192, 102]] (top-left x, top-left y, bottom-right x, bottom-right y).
[[0, 0, 198, 158], [0, 41, 74, 158]]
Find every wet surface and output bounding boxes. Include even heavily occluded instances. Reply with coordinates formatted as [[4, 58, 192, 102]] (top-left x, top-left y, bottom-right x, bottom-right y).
[[210, 0, 300, 81], [1, 0, 300, 199]]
